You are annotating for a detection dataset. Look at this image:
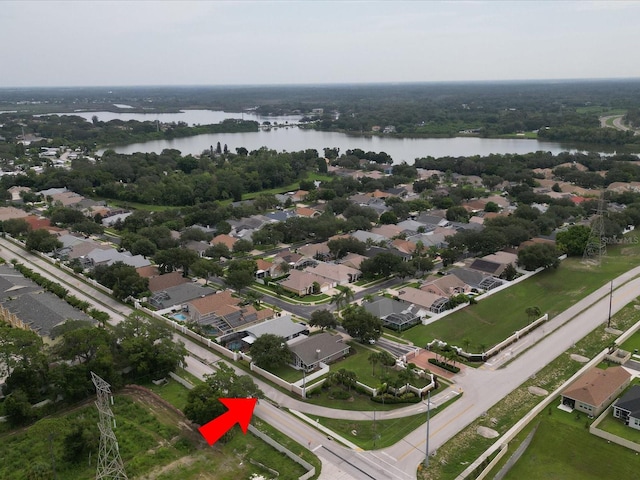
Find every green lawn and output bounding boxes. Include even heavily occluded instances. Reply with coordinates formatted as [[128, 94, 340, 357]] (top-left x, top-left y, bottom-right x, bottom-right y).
[[619, 329, 640, 354], [251, 283, 330, 304], [266, 364, 305, 383], [315, 394, 460, 450], [498, 406, 639, 480], [397, 246, 640, 351]]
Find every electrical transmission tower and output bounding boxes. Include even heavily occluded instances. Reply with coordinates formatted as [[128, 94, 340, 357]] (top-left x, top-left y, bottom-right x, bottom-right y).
[[582, 191, 607, 266], [91, 372, 128, 480]]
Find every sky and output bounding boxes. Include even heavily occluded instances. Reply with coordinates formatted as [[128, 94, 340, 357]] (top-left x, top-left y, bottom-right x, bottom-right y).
[[2, 0, 639, 88]]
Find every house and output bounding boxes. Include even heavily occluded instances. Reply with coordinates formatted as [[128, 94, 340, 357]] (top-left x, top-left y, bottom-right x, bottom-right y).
[[396, 287, 448, 314], [147, 271, 190, 293], [363, 298, 421, 332], [448, 267, 503, 291], [288, 333, 350, 371], [0, 206, 29, 222], [184, 240, 209, 258], [297, 242, 331, 260], [340, 253, 367, 270], [85, 248, 150, 269], [7, 186, 31, 202], [290, 190, 309, 202], [186, 290, 274, 334], [421, 275, 470, 298], [272, 250, 315, 269], [304, 262, 361, 285], [612, 385, 640, 430], [350, 230, 388, 245], [101, 212, 132, 227], [295, 206, 320, 218], [279, 270, 332, 296], [241, 314, 309, 346], [391, 239, 418, 255], [371, 224, 404, 240], [560, 366, 631, 416], [255, 258, 277, 280], [149, 283, 212, 310], [363, 245, 412, 262], [467, 258, 506, 277], [210, 234, 237, 250]]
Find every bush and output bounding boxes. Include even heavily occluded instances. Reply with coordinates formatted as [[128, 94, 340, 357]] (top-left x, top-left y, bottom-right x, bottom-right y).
[[428, 358, 461, 373], [371, 392, 422, 404], [329, 389, 352, 400]]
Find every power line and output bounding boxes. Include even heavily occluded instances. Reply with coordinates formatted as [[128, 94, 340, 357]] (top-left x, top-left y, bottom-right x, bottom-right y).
[[582, 191, 607, 265]]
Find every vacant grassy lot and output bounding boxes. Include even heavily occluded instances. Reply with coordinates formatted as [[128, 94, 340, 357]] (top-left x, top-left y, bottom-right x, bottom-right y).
[[398, 243, 640, 350], [0, 386, 317, 480], [499, 406, 639, 480]]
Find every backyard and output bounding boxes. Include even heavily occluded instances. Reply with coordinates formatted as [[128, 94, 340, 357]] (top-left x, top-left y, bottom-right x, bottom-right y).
[[496, 403, 639, 480], [397, 241, 640, 351]]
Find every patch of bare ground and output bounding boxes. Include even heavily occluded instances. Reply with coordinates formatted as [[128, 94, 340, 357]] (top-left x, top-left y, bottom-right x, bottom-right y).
[[528, 386, 548, 396], [569, 354, 589, 363]]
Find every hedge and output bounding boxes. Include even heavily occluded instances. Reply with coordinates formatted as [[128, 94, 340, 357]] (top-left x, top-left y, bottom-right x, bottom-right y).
[[428, 358, 461, 373]]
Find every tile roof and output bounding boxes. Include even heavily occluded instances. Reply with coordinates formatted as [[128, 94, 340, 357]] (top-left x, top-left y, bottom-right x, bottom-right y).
[[563, 366, 631, 407], [148, 271, 190, 293], [211, 234, 237, 249], [188, 290, 240, 316]]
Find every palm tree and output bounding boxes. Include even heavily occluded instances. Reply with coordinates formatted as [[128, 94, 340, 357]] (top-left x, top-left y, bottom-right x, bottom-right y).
[[462, 337, 471, 354], [363, 293, 375, 303], [330, 287, 355, 315], [368, 351, 380, 376]]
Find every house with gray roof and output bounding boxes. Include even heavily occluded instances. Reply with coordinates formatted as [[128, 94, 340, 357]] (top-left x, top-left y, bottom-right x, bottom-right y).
[[351, 230, 388, 245], [613, 385, 640, 430], [149, 283, 212, 310], [86, 248, 150, 269], [448, 267, 503, 291], [288, 333, 350, 371], [241, 314, 309, 345], [363, 297, 421, 332], [0, 264, 93, 337]]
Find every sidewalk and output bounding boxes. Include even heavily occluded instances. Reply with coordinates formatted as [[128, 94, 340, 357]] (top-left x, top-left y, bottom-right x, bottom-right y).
[[290, 409, 363, 451]]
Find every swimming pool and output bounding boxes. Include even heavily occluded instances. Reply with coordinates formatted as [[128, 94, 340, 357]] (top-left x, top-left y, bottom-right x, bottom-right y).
[[172, 313, 187, 321]]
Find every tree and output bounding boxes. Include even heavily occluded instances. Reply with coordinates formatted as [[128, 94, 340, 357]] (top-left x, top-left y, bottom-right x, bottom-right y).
[[484, 201, 500, 213], [525, 306, 542, 322], [184, 363, 262, 427], [3, 389, 35, 426], [93, 261, 149, 300], [309, 309, 338, 330], [501, 263, 518, 281], [114, 314, 186, 379], [191, 258, 223, 285], [341, 305, 383, 343], [359, 252, 404, 278], [556, 225, 591, 256], [206, 242, 232, 260], [225, 259, 257, 291], [327, 237, 366, 259], [330, 287, 355, 314], [446, 205, 469, 222], [250, 334, 292, 370], [379, 211, 398, 225], [232, 238, 254, 255], [25, 229, 62, 253], [368, 351, 380, 376], [517, 243, 561, 271], [412, 256, 434, 275], [1, 218, 31, 236], [63, 417, 98, 464]]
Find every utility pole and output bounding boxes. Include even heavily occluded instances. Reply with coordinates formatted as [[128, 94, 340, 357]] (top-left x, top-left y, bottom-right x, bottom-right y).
[[424, 390, 431, 468], [607, 280, 613, 328]]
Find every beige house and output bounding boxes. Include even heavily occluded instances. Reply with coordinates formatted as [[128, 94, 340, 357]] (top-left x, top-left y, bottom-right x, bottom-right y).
[[304, 262, 361, 285], [396, 287, 448, 314], [421, 275, 470, 298], [279, 270, 332, 296], [561, 366, 631, 416]]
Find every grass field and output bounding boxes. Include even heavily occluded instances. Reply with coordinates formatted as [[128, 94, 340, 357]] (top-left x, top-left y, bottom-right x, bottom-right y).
[[0, 385, 319, 480], [397, 242, 640, 351], [498, 404, 639, 480]]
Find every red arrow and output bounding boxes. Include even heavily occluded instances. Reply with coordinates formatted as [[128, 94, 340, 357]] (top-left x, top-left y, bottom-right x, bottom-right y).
[[198, 398, 258, 446]]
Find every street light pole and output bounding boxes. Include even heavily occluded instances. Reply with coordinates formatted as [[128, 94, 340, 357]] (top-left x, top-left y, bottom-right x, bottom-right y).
[[607, 280, 613, 328], [424, 390, 431, 468]]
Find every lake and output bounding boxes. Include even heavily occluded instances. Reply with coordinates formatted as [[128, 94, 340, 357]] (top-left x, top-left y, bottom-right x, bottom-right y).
[[57, 108, 578, 163]]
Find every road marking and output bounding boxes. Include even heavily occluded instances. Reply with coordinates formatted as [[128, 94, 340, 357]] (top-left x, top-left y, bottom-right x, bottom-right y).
[[397, 403, 475, 461]]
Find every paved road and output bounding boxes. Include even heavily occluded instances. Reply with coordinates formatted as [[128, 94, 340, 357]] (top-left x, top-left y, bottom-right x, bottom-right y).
[[600, 114, 639, 135]]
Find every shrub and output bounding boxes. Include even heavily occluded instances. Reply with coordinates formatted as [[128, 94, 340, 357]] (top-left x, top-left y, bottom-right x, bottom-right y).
[[428, 358, 461, 373]]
